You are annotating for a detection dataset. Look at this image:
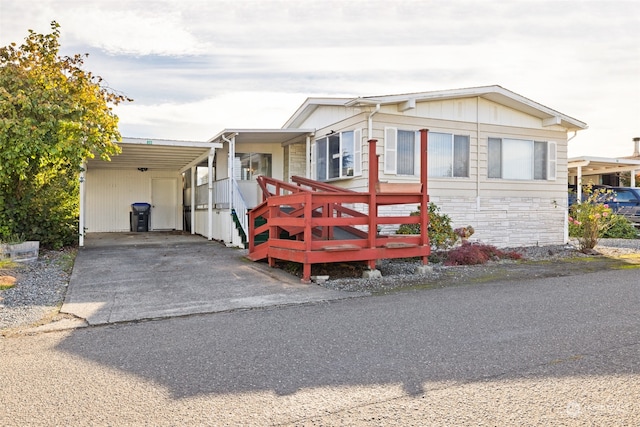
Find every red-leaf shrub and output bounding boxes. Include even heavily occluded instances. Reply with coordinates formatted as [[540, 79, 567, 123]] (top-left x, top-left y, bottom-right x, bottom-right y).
[[444, 242, 522, 266]]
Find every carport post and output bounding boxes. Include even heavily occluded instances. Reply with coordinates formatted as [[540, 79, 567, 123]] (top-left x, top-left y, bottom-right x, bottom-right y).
[[576, 165, 582, 202], [79, 162, 86, 247], [207, 148, 214, 240], [190, 166, 196, 235], [631, 170, 636, 187]]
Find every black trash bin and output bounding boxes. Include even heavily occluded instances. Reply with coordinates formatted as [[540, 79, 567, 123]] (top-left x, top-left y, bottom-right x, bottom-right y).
[[130, 203, 151, 232]]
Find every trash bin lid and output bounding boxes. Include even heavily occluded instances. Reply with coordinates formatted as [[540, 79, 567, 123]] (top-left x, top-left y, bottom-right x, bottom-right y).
[[131, 202, 151, 212]]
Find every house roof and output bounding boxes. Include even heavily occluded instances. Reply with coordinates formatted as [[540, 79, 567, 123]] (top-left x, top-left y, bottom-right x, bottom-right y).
[[85, 137, 221, 173], [208, 128, 315, 146], [283, 85, 588, 131], [568, 156, 640, 176]]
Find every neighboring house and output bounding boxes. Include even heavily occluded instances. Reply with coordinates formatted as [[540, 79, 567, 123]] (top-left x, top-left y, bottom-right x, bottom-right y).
[[81, 85, 588, 249]]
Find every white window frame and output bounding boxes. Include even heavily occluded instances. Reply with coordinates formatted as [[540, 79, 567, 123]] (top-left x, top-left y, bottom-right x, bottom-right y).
[[488, 137, 557, 181], [429, 132, 470, 178], [314, 129, 362, 181], [385, 128, 470, 178]]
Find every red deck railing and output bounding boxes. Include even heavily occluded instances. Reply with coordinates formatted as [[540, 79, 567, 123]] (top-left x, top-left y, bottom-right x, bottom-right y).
[[247, 130, 430, 282]]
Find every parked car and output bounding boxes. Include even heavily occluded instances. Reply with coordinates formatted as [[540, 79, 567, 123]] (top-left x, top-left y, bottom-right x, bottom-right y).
[[569, 185, 640, 227]]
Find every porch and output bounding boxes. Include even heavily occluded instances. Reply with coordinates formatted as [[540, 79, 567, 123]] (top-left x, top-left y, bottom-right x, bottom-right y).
[[247, 134, 432, 283]]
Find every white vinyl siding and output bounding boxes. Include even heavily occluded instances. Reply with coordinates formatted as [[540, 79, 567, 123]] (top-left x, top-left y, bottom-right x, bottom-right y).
[[488, 137, 557, 180]]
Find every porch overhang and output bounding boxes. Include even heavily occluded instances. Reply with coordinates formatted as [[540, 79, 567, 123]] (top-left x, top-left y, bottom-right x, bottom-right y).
[[208, 129, 315, 146]]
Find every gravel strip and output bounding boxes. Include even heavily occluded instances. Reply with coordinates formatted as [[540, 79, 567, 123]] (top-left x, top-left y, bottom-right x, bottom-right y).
[[0, 249, 74, 333], [320, 239, 640, 293]]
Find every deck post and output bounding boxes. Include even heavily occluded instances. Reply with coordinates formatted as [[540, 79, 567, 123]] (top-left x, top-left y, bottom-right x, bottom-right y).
[[367, 139, 378, 270], [419, 129, 430, 265], [303, 192, 313, 282]]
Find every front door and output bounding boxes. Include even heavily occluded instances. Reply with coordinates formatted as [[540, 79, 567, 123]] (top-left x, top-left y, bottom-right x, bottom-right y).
[[151, 178, 177, 230]]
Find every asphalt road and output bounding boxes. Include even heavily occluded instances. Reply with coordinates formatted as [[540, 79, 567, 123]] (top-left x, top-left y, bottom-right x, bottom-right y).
[[1, 268, 639, 425]]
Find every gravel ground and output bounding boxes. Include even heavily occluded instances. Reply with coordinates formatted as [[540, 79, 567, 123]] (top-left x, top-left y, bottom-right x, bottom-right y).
[[1, 239, 639, 334], [0, 249, 74, 333], [320, 238, 640, 293]]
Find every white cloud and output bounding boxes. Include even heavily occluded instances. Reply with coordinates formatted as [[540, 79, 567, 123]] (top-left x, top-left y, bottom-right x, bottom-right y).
[[1, 0, 638, 157], [0, 0, 207, 56], [114, 91, 314, 140], [62, 5, 207, 56]]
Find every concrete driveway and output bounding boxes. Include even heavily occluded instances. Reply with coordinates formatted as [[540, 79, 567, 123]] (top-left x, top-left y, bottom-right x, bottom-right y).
[[61, 232, 365, 326]]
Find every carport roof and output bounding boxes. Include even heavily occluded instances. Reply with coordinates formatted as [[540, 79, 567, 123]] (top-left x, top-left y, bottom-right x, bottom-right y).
[[85, 137, 220, 172], [568, 156, 640, 176]]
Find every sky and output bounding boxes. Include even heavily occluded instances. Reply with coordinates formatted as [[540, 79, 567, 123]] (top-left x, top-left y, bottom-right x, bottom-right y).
[[1, 0, 639, 158]]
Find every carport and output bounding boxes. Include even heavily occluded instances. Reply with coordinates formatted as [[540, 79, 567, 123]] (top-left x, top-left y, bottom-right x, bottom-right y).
[[79, 137, 222, 246], [568, 156, 640, 200]]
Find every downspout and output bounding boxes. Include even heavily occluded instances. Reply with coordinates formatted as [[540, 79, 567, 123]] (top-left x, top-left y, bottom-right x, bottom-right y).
[[78, 162, 86, 247], [221, 133, 235, 245]]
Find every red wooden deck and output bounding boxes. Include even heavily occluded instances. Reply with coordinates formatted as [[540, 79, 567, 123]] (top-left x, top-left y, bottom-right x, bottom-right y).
[[247, 131, 431, 283]]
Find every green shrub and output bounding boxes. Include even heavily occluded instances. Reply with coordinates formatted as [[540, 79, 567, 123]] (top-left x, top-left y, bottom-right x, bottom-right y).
[[601, 214, 638, 239], [397, 202, 457, 249], [568, 186, 615, 252]]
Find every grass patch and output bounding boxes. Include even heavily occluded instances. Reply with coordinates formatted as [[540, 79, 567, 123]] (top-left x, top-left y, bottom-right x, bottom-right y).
[[612, 263, 640, 270], [56, 249, 77, 273]]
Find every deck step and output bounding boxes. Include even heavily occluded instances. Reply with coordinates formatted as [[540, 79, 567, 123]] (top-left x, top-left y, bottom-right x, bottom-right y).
[[383, 242, 418, 249], [322, 244, 361, 251]]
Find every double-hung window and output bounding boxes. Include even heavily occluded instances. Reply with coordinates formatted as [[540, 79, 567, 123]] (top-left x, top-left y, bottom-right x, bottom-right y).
[[488, 138, 556, 180], [384, 128, 470, 178], [315, 129, 361, 181]]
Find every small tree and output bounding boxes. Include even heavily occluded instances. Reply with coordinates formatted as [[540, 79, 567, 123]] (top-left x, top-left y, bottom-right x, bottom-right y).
[[0, 22, 131, 247], [568, 186, 614, 252]]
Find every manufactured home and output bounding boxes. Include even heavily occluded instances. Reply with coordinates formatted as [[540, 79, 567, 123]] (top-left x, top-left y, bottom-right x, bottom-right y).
[[81, 85, 587, 248]]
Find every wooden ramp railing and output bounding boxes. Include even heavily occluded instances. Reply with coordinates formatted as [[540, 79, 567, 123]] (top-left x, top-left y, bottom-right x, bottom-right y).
[[248, 131, 431, 282]]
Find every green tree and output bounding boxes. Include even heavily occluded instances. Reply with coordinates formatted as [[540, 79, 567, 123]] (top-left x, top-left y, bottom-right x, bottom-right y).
[[0, 22, 131, 248]]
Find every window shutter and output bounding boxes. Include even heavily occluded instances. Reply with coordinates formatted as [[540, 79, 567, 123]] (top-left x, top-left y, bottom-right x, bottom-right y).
[[414, 131, 421, 176], [354, 129, 362, 176], [384, 127, 397, 174], [548, 141, 557, 180]]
